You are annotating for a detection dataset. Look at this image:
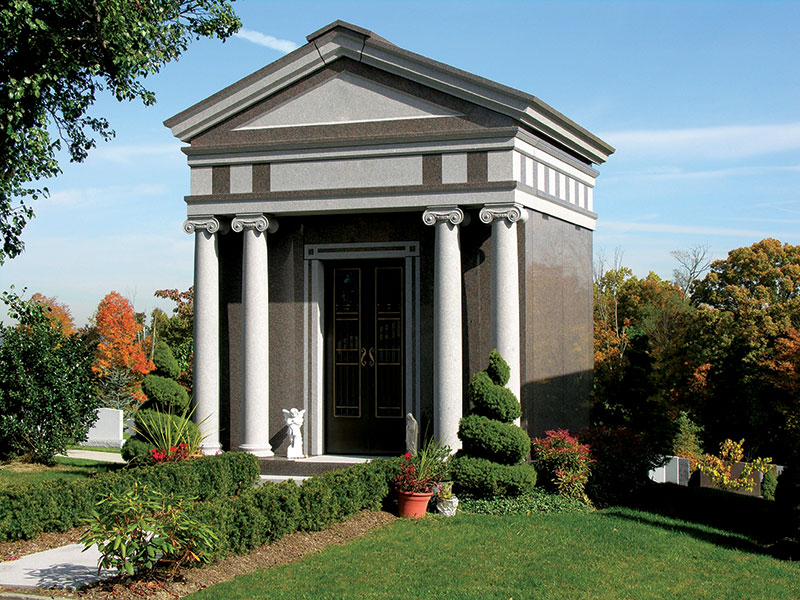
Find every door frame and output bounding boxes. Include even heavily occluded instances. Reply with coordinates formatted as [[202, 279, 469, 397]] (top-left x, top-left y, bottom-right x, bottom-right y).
[[303, 241, 421, 456]]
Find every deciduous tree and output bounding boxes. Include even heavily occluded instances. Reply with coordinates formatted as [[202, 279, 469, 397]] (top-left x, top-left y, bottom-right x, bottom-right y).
[[0, 0, 241, 262], [29, 292, 76, 335], [93, 291, 154, 378]]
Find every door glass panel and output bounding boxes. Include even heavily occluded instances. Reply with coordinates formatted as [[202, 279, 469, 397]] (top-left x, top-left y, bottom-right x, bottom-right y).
[[375, 267, 403, 418], [334, 268, 360, 417]]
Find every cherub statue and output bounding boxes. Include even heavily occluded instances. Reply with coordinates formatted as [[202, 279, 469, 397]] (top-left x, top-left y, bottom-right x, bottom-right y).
[[282, 408, 306, 459]]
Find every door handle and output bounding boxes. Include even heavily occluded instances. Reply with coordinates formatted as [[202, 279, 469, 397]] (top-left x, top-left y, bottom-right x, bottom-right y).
[[360, 347, 367, 367], [368, 347, 375, 367]]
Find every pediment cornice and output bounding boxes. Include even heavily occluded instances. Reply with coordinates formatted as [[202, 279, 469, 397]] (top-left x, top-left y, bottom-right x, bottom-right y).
[[165, 21, 613, 165]]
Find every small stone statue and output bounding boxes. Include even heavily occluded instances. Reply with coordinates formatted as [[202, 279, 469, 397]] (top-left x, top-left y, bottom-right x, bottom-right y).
[[282, 408, 306, 459], [405, 412, 419, 455]]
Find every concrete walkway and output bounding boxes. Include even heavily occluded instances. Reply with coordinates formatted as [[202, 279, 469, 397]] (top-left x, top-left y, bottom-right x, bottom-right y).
[[0, 544, 115, 592], [60, 449, 125, 463]]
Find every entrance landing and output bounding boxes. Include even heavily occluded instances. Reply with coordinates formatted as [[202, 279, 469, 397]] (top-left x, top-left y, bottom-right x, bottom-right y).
[[258, 454, 374, 478]]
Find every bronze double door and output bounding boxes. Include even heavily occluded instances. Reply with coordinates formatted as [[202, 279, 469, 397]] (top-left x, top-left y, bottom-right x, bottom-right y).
[[325, 259, 405, 455]]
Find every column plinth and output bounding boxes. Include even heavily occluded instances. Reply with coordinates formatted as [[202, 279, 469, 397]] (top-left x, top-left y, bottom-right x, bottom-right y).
[[183, 217, 226, 454], [423, 207, 465, 451], [479, 204, 527, 421], [232, 214, 278, 457]]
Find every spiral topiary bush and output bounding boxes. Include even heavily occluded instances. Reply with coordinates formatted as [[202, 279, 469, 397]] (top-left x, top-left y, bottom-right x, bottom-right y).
[[453, 349, 536, 497], [142, 341, 189, 413]]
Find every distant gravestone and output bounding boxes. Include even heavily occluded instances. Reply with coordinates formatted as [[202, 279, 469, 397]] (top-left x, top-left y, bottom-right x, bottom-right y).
[[80, 408, 123, 449], [405, 413, 418, 454]]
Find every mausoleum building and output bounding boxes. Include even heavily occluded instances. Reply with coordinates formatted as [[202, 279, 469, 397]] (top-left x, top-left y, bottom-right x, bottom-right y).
[[165, 21, 614, 457]]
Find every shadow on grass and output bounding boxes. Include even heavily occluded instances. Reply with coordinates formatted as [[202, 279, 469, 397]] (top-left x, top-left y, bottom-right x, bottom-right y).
[[603, 482, 800, 560]]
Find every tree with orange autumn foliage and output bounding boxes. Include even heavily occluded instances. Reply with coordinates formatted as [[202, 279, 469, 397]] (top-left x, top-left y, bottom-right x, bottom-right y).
[[93, 292, 153, 376], [93, 292, 154, 407], [28, 293, 76, 335]]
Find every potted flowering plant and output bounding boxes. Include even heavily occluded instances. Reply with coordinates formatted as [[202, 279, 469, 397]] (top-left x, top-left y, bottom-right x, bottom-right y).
[[393, 440, 450, 518], [434, 481, 459, 516]]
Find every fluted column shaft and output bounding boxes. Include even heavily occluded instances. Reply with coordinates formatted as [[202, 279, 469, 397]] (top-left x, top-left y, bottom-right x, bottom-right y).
[[479, 204, 528, 421], [423, 207, 465, 451], [232, 214, 278, 457], [184, 217, 224, 454]]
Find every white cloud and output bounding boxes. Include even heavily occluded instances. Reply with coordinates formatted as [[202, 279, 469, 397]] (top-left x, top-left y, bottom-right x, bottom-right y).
[[41, 183, 170, 209], [235, 29, 299, 53], [601, 122, 800, 161], [91, 143, 183, 165], [602, 164, 800, 183], [599, 220, 800, 240]]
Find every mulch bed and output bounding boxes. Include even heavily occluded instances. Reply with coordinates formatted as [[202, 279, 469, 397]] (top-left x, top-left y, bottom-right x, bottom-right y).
[[0, 511, 397, 599]]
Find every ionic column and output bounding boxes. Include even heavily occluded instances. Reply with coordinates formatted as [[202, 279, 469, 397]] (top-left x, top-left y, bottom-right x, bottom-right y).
[[231, 214, 278, 457], [479, 204, 528, 419], [183, 216, 226, 454], [422, 207, 466, 451]]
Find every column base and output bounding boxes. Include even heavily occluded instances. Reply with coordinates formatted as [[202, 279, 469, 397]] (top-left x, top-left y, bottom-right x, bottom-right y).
[[238, 444, 275, 457], [200, 442, 222, 456]]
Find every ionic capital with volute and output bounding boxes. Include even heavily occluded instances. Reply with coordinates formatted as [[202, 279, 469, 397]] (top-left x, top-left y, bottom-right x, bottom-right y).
[[231, 214, 279, 234], [422, 207, 467, 227], [183, 216, 229, 235], [478, 204, 528, 225]]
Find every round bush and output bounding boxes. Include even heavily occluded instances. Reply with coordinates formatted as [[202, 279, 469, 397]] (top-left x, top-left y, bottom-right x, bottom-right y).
[[458, 414, 530, 465], [487, 349, 510, 387], [450, 456, 536, 497], [152, 341, 180, 380], [142, 374, 190, 413], [121, 437, 152, 463], [468, 371, 521, 423]]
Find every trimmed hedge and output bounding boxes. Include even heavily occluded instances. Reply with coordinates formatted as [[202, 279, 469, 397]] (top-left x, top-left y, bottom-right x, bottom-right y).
[[450, 456, 537, 498], [0, 452, 259, 541], [185, 459, 397, 560]]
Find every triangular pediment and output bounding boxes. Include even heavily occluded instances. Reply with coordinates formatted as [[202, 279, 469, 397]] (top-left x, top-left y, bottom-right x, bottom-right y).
[[233, 71, 463, 130]]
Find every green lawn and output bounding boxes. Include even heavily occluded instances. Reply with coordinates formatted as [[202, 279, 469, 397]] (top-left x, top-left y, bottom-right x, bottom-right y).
[[188, 486, 799, 600], [0, 456, 122, 487]]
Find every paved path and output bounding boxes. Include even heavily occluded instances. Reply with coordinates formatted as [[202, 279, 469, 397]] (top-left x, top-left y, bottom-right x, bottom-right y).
[[0, 544, 115, 592], [61, 449, 125, 463]]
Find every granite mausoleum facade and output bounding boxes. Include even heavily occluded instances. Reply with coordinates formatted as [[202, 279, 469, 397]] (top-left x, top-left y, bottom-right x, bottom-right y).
[[165, 21, 614, 457]]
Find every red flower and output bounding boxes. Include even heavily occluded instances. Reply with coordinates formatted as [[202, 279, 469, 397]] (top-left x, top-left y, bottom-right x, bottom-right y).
[[403, 452, 413, 461]]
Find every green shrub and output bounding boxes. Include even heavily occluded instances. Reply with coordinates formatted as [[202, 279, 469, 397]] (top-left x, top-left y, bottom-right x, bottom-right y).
[[81, 484, 217, 578], [460, 487, 593, 515], [577, 426, 661, 506], [142, 374, 190, 413], [121, 437, 151, 463], [467, 371, 521, 423], [152, 341, 180, 380], [0, 291, 98, 463], [454, 350, 532, 498], [775, 466, 800, 534], [672, 411, 704, 468], [450, 456, 536, 498], [531, 429, 593, 503], [122, 409, 200, 463], [762, 468, 778, 501], [458, 414, 530, 465], [0, 452, 258, 541], [487, 348, 510, 387]]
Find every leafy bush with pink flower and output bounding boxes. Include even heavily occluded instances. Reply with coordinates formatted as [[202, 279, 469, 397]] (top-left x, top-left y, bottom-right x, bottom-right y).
[[531, 429, 593, 504]]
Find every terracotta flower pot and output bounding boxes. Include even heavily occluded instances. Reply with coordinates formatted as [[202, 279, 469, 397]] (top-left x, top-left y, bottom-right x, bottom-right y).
[[396, 489, 433, 518]]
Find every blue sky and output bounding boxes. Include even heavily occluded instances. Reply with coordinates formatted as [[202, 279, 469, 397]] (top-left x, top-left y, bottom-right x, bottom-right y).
[[1, 0, 798, 325]]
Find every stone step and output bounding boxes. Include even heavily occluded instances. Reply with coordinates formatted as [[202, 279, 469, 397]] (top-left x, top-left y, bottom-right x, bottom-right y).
[[257, 455, 373, 477]]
